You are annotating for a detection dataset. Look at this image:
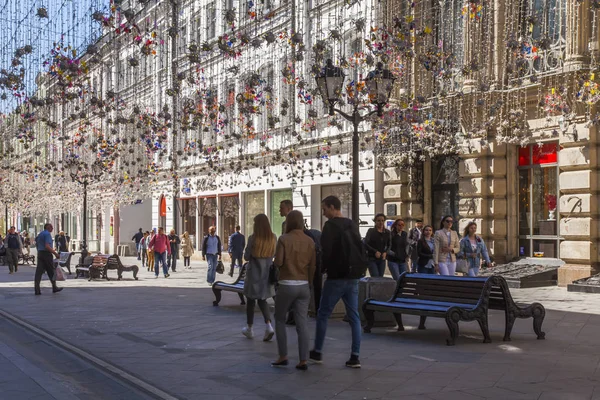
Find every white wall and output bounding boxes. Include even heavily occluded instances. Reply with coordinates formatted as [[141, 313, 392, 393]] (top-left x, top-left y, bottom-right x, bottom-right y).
[[120, 199, 152, 252]]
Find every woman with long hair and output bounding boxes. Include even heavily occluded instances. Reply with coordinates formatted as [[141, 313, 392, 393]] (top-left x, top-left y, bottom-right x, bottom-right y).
[[457, 222, 492, 277], [416, 225, 435, 274], [242, 214, 277, 341], [433, 216, 460, 276], [272, 210, 316, 370], [181, 231, 194, 269], [388, 219, 409, 279], [363, 213, 391, 277]]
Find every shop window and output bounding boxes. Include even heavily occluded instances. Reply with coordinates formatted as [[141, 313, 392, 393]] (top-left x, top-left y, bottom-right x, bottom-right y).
[[518, 143, 559, 258], [181, 199, 197, 242], [199, 197, 217, 237], [321, 184, 351, 228], [245, 191, 265, 238], [221, 195, 240, 250], [270, 190, 293, 235]]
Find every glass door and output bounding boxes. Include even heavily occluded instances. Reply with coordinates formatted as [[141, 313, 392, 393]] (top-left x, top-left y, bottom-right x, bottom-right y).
[[431, 156, 460, 233]]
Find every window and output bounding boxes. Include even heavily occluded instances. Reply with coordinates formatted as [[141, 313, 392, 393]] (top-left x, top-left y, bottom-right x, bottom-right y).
[[270, 190, 292, 235], [321, 184, 351, 228], [245, 191, 265, 237], [518, 142, 559, 258], [206, 2, 216, 40], [221, 195, 240, 247], [178, 24, 187, 55], [191, 13, 202, 44]]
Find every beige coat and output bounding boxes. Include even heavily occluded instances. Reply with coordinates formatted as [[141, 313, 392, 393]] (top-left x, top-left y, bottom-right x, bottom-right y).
[[433, 229, 460, 264], [180, 236, 194, 257], [274, 229, 316, 283]]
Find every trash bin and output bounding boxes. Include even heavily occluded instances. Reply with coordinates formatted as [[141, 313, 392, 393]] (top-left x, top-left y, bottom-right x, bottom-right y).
[[358, 277, 397, 327]]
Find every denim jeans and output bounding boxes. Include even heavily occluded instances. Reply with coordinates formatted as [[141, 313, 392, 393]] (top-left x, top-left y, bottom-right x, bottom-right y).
[[387, 262, 407, 280], [468, 267, 479, 277], [368, 259, 386, 277], [206, 254, 218, 284], [154, 251, 169, 276], [314, 279, 361, 356]]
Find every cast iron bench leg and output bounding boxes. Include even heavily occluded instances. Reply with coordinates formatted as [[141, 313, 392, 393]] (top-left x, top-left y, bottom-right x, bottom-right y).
[[213, 288, 222, 306], [445, 310, 460, 346], [418, 315, 427, 330], [477, 314, 492, 344], [394, 313, 404, 331], [532, 303, 546, 339], [363, 307, 375, 333], [133, 266, 139, 280], [503, 310, 515, 342]]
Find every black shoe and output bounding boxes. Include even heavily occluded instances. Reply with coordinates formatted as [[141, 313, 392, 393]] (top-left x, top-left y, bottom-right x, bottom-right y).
[[309, 350, 323, 364], [296, 363, 308, 371], [271, 359, 288, 367], [229, 270, 234, 277], [345, 355, 361, 369], [35, 291, 41, 296], [52, 287, 63, 293], [286, 314, 296, 326]]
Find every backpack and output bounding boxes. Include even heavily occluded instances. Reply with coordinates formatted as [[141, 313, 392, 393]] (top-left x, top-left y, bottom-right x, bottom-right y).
[[304, 229, 322, 272], [339, 220, 368, 279]]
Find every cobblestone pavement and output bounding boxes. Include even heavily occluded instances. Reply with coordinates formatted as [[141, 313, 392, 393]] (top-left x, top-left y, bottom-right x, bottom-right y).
[[2, 254, 600, 399], [0, 310, 151, 400]]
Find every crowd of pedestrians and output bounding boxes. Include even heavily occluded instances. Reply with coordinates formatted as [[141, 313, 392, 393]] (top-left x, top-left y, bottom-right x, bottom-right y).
[[2, 194, 493, 371]]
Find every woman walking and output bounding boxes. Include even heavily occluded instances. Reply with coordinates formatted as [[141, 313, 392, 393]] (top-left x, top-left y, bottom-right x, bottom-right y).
[[364, 213, 390, 277], [416, 225, 435, 274], [458, 222, 492, 277], [181, 231, 194, 269], [272, 210, 316, 370], [22, 232, 31, 255], [434, 216, 460, 276], [140, 231, 149, 268], [146, 230, 156, 272], [388, 219, 409, 280], [242, 214, 276, 341]]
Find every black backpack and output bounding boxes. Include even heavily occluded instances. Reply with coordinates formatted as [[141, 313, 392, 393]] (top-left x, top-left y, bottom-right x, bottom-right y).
[[339, 219, 368, 279], [304, 229, 322, 272]]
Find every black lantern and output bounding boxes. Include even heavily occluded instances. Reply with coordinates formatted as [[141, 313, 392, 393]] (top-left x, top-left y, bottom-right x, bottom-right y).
[[365, 62, 396, 116], [315, 59, 345, 115]]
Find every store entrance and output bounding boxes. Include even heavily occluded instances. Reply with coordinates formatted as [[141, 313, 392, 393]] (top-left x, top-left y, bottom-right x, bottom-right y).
[[431, 156, 460, 233]]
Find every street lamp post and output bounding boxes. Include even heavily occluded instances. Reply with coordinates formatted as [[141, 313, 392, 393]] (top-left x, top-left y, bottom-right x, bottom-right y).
[[69, 161, 102, 261], [315, 60, 396, 222]]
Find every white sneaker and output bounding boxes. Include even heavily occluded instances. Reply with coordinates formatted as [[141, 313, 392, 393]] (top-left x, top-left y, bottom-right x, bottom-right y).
[[263, 325, 274, 342], [242, 327, 254, 339]]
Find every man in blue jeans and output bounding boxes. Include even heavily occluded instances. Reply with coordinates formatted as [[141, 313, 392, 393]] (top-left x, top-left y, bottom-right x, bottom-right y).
[[309, 195, 362, 368], [202, 226, 222, 284]]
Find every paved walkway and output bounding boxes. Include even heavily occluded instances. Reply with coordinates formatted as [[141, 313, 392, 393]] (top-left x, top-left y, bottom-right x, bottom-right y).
[[2, 256, 600, 399]]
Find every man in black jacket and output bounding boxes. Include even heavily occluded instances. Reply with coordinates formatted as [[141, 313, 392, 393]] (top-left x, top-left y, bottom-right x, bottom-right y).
[[132, 228, 144, 260], [309, 195, 362, 369], [167, 229, 181, 272]]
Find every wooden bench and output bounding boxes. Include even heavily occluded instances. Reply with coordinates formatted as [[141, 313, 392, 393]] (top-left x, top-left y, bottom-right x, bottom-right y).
[[88, 255, 110, 281], [18, 253, 35, 265], [106, 254, 139, 280], [412, 275, 546, 342], [212, 263, 247, 306], [363, 273, 502, 345], [55, 252, 74, 274], [75, 255, 95, 279]]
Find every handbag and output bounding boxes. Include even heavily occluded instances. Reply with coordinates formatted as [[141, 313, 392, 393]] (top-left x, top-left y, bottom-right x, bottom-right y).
[[54, 265, 66, 281], [216, 260, 225, 274], [456, 258, 470, 274], [268, 264, 279, 284]]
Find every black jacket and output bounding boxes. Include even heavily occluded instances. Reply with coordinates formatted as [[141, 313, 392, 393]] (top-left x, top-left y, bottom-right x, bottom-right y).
[[416, 238, 434, 267], [363, 228, 390, 259], [389, 231, 408, 263], [321, 217, 360, 279], [202, 234, 222, 257], [168, 234, 181, 251]]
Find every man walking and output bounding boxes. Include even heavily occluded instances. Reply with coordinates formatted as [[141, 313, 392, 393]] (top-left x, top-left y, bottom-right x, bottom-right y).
[[202, 226, 221, 285], [5, 226, 22, 274], [279, 199, 293, 235], [167, 229, 181, 272], [310, 195, 365, 368], [132, 228, 144, 260], [228, 225, 245, 277], [408, 219, 423, 272], [149, 227, 171, 278], [34, 223, 62, 295]]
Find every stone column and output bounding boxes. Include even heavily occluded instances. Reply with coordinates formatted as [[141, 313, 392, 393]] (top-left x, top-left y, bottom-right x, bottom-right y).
[[558, 123, 594, 285], [565, 0, 591, 67], [382, 166, 423, 226], [458, 141, 509, 262]]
